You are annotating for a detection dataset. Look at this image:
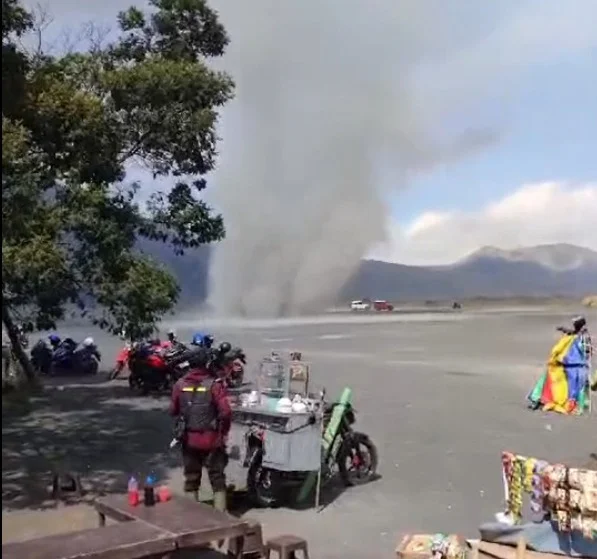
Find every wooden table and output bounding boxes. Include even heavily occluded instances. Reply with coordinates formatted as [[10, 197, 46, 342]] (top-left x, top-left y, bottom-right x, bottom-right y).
[[2, 522, 175, 559], [95, 495, 248, 558]]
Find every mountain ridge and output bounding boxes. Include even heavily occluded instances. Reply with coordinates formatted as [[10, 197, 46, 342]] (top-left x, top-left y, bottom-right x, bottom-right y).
[[141, 242, 597, 305]]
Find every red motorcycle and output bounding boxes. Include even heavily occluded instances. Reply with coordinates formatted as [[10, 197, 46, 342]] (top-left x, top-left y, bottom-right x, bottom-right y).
[[108, 344, 132, 380]]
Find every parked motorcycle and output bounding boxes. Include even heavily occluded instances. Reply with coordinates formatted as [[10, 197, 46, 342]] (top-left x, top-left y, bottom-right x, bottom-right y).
[[127, 342, 188, 394], [245, 400, 378, 507], [32, 337, 100, 376]]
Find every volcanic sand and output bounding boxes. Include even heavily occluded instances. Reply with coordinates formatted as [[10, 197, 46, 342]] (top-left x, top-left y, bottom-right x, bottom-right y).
[[2, 308, 595, 558]]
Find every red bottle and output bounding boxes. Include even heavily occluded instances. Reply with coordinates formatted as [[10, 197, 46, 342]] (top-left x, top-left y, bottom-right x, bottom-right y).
[[127, 476, 139, 506], [157, 485, 172, 503]]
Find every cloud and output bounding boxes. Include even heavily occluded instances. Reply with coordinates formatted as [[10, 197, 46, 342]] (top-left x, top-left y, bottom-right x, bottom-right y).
[[369, 181, 597, 265]]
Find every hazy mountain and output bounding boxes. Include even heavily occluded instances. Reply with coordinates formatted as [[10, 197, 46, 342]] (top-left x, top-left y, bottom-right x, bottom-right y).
[[460, 244, 597, 272], [143, 242, 597, 305], [341, 244, 597, 301]]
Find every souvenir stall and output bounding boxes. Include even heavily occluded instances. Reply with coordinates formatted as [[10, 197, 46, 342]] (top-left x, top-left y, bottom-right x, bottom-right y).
[[396, 454, 597, 559], [488, 452, 597, 556]]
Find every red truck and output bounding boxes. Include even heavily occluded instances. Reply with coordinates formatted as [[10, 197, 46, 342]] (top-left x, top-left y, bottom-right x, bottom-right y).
[[373, 300, 394, 312]]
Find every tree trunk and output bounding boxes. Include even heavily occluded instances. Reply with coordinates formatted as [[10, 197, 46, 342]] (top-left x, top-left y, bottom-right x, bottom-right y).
[[2, 301, 37, 384]]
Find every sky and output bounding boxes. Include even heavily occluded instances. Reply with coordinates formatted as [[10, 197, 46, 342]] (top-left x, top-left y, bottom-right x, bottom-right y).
[[22, 0, 597, 267]]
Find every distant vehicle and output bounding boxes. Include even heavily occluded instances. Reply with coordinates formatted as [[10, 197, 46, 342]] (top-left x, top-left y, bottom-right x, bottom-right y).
[[373, 300, 394, 312], [350, 300, 371, 311]]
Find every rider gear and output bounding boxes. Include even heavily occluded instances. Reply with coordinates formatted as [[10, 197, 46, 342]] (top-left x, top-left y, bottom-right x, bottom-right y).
[[180, 378, 218, 432], [170, 369, 232, 496], [170, 370, 232, 451], [82, 337, 94, 347]]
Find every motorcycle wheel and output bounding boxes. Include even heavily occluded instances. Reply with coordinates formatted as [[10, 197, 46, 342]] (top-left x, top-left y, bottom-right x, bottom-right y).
[[247, 449, 282, 508], [128, 374, 147, 394], [337, 432, 378, 487]]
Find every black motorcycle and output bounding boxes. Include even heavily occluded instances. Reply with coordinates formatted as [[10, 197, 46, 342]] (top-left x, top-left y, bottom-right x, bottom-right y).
[[245, 400, 378, 507]]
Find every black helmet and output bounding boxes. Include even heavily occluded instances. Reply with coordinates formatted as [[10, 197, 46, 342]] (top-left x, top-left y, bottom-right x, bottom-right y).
[[211, 343, 244, 367], [572, 316, 586, 333]]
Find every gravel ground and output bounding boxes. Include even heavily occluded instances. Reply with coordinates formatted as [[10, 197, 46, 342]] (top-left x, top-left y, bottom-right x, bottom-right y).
[[2, 308, 596, 558]]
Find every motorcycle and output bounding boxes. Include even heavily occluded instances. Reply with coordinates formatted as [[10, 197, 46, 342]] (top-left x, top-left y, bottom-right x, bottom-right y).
[[127, 342, 188, 394], [32, 338, 100, 376], [244, 399, 378, 508]]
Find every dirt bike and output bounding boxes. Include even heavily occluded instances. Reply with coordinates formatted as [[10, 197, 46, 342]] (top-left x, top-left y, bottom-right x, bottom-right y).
[[245, 400, 378, 508]]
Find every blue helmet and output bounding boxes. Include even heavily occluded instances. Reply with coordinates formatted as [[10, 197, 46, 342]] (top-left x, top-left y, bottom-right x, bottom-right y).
[[191, 332, 214, 348], [48, 334, 61, 344]]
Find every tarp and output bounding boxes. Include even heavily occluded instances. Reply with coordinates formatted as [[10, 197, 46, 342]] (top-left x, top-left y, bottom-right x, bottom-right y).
[[478, 520, 597, 557], [527, 333, 590, 415]]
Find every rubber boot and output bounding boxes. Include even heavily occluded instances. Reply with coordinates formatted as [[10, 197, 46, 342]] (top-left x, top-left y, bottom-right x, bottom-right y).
[[185, 490, 200, 502], [213, 491, 227, 547]]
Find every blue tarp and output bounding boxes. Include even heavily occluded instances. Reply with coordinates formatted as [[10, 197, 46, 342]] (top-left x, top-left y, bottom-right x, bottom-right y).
[[479, 521, 597, 558]]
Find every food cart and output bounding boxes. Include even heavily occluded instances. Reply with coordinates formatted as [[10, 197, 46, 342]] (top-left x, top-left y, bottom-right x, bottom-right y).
[[228, 352, 325, 507]]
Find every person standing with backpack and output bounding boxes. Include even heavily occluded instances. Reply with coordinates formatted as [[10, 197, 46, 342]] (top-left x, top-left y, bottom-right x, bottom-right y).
[[168, 346, 235, 512]]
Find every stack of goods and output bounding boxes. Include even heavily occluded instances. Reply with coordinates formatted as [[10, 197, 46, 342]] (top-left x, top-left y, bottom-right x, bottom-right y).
[[395, 534, 466, 559], [543, 464, 597, 539], [501, 452, 597, 539]]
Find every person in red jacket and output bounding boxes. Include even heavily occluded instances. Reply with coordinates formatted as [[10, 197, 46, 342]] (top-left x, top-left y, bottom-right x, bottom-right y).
[[169, 350, 233, 511]]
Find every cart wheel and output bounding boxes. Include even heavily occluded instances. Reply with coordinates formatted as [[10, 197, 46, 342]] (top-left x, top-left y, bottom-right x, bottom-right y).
[[337, 432, 378, 487], [247, 450, 281, 508]]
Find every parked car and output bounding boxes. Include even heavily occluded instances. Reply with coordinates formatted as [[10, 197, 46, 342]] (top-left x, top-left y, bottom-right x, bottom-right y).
[[373, 300, 394, 312], [350, 300, 371, 311]]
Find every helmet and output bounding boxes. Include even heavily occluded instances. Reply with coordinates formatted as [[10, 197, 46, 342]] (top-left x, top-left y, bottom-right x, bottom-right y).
[[82, 337, 94, 347], [218, 344, 244, 365], [191, 332, 214, 348], [167, 329, 176, 339], [49, 334, 61, 344], [572, 316, 586, 333], [231, 347, 247, 364]]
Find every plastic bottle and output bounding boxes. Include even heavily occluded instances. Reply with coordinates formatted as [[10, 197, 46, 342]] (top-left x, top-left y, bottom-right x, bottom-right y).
[[157, 485, 172, 503], [144, 475, 156, 506], [127, 476, 139, 507]]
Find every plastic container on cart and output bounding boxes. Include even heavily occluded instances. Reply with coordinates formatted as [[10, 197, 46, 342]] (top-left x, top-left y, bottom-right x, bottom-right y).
[[256, 352, 310, 406]]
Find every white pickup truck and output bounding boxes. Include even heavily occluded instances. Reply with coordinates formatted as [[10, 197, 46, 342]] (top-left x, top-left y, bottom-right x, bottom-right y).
[[350, 300, 371, 311]]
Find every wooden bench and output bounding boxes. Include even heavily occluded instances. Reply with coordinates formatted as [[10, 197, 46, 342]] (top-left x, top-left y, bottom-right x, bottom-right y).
[[2, 520, 175, 559]]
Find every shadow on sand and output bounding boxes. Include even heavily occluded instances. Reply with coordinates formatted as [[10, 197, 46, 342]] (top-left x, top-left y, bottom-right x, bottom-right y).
[[2, 377, 177, 511], [2, 376, 381, 515]]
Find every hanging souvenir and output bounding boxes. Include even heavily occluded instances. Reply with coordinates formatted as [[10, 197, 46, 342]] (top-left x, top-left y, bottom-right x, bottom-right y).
[[530, 460, 548, 517], [582, 515, 597, 540], [523, 457, 535, 492], [569, 489, 582, 509], [581, 488, 597, 514], [508, 457, 524, 521], [556, 509, 571, 532]]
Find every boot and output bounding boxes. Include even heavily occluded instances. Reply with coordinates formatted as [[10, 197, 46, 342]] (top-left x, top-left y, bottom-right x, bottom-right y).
[[213, 491, 227, 548], [213, 490, 227, 512], [185, 490, 200, 502]]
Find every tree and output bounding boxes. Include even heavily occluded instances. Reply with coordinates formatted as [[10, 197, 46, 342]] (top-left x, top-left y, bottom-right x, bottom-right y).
[[2, 0, 234, 381]]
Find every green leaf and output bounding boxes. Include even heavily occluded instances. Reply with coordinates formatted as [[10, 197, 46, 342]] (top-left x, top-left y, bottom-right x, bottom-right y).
[[2, 0, 234, 343]]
